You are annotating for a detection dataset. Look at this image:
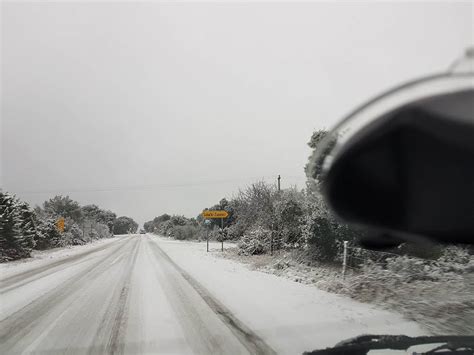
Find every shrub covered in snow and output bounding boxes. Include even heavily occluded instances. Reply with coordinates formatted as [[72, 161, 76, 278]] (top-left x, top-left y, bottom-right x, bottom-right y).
[[238, 226, 272, 255], [299, 192, 361, 262], [34, 217, 62, 250], [318, 246, 474, 335], [150, 215, 207, 241], [226, 223, 246, 241], [93, 223, 112, 239], [66, 223, 86, 245], [172, 225, 196, 240], [144, 214, 171, 233]]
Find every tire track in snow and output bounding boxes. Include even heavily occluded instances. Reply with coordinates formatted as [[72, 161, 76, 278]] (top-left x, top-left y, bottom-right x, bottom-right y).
[[105, 237, 141, 354], [0, 237, 128, 294], [0, 237, 135, 352], [147, 237, 276, 355]]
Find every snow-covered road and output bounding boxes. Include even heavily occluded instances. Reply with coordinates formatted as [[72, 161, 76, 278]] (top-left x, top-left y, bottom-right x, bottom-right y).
[[0, 234, 425, 354]]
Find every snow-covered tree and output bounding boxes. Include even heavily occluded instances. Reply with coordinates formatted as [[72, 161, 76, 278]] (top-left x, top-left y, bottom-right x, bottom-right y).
[[0, 192, 35, 261], [65, 223, 86, 245], [17, 201, 37, 250], [43, 195, 83, 223], [34, 217, 63, 250], [273, 188, 304, 246], [113, 216, 138, 234], [82, 204, 116, 233], [0, 192, 120, 261]]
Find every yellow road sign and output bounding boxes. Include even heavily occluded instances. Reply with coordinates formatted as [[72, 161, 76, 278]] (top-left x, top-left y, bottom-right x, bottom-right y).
[[202, 210, 229, 219], [56, 217, 65, 233]]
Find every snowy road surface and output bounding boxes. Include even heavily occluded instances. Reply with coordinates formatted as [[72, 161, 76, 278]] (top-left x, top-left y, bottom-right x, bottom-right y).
[[0, 234, 425, 354]]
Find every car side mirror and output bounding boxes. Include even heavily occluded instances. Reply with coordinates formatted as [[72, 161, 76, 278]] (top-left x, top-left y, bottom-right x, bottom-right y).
[[313, 49, 474, 246]]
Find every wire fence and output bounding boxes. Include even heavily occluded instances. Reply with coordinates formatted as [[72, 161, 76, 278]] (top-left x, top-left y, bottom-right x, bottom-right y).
[[340, 241, 404, 277]]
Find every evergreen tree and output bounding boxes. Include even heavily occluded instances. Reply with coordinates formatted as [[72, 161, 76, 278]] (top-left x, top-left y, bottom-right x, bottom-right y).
[[18, 201, 37, 250], [0, 192, 33, 261]]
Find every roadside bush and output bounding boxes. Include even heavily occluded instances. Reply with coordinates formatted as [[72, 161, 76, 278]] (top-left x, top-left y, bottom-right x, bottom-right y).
[[323, 248, 474, 335], [34, 218, 61, 249], [238, 226, 271, 255], [172, 225, 195, 240], [156, 220, 174, 236], [169, 224, 206, 240], [89, 229, 100, 241], [301, 213, 341, 262], [144, 214, 171, 233], [273, 188, 304, 246], [233, 182, 277, 233], [68, 223, 86, 245], [226, 223, 246, 240], [94, 223, 112, 239]]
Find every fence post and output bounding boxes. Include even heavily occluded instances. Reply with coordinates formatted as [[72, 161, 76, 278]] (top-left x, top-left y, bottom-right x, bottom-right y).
[[342, 240, 348, 278]]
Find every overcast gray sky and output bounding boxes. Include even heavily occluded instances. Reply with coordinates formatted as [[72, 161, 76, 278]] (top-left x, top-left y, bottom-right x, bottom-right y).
[[1, 1, 473, 226]]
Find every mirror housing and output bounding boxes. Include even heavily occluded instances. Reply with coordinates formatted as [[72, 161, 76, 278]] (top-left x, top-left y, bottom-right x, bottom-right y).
[[314, 49, 474, 246]]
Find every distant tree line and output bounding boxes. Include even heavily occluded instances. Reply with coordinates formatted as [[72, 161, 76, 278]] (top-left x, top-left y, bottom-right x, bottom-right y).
[[144, 214, 206, 241], [0, 193, 138, 262]]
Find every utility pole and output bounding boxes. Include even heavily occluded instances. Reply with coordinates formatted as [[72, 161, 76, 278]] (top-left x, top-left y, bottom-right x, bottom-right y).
[[277, 175, 281, 192]]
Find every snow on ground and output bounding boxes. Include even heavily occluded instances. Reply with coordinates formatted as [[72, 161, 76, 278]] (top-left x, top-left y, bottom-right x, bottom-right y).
[[152, 236, 427, 354], [1, 234, 429, 354], [1, 235, 254, 354], [0, 235, 123, 279]]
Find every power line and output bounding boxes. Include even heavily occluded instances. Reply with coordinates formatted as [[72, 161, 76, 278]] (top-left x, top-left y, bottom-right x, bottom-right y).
[[9, 174, 307, 195]]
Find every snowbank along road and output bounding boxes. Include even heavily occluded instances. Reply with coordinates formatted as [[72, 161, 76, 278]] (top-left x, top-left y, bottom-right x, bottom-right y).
[[0, 235, 276, 354]]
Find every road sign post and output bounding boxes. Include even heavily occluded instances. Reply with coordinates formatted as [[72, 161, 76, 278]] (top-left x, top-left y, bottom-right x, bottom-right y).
[[221, 217, 224, 252], [204, 219, 211, 252], [202, 210, 229, 252]]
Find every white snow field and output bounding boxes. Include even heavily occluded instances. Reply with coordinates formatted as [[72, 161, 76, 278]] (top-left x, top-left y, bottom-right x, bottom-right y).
[[0, 234, 426, 354], [153, 237, 427, 354]]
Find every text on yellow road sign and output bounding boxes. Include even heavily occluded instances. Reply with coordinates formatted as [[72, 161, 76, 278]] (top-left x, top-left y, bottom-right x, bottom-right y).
[[202, 210, 229, 219]]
